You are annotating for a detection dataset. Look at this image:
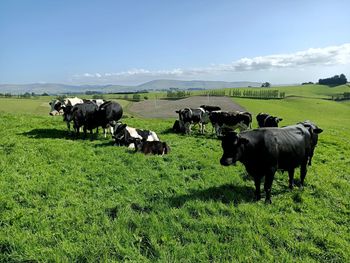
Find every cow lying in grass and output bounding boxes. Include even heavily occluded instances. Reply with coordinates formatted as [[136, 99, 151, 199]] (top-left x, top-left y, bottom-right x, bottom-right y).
[[113, 123, 160, 148]]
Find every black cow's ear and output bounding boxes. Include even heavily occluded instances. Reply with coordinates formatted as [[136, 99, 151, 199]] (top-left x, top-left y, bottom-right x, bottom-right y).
[[175, 110, 180, 113], [278, 118, 283, 122], [314, 128, 323, 134]]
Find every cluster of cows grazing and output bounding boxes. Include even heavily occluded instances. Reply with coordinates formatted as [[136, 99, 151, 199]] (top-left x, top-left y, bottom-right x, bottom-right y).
[[50, 99, 323, 203], [173, 106, 285, 136], [49, 97, 169, 155], [174, 105, 323, 203], [174, 105, 253, 136]]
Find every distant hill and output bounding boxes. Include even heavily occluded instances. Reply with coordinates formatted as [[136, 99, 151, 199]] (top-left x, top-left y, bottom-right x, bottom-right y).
[[137, 79, 261, 90], [0, 79, 261, 94]]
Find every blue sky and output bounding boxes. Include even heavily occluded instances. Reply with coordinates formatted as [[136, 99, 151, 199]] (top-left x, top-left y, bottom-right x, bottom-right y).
[[1, 0, 349, 85]]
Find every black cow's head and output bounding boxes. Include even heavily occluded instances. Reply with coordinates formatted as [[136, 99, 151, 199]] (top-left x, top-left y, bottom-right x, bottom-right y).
[[265, 116, 283, 127], [219, 131, 249, 166], [62, 105, 74, 122], [298, 120, 323, 146], [112, 123, 127, 145]]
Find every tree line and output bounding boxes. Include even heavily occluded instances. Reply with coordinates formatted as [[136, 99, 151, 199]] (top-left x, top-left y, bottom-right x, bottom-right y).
[[228, 89, 285, 99], [319, 74, 347, 86]]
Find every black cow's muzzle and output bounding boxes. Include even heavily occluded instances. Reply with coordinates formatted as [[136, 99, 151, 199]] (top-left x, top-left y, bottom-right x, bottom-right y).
[[220, 157, 235, 166]]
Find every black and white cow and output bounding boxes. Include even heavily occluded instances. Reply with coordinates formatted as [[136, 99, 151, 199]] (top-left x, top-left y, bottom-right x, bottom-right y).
[[209, 110, 252, 136], [298, 120, 323, 165], [256, 113, 283, 128], [113, 123, 160, 148], [83, 99, 106, 107], [49, 97, 84, 116], [65, 100, 123, 139], [175, 108, 210, 134], [134, 140, 170, 155], [219, 123, 319, 203], [49, 97, 84, 131]]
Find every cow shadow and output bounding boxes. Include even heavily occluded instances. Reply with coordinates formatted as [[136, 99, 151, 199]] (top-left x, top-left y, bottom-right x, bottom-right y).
[[20, 128, 72, 140], [167, 183, 255, 207], [160, 128, 177, 135]]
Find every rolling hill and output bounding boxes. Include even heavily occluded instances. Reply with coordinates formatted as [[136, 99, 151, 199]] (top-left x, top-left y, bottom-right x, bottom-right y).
[[0, 79, 261, 94]]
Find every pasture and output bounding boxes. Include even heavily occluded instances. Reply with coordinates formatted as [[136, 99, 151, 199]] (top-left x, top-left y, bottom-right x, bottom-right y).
[[0, 90, 350, 262]]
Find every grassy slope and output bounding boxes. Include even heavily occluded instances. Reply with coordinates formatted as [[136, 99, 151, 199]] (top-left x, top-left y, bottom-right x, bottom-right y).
[[0, 95, 349, 261], [218, 84, 350, 99], [0, 98, 130, 116]]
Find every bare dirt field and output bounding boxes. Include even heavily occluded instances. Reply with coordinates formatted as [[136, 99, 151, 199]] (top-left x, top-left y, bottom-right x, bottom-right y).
[[128, 96, 246, 118]]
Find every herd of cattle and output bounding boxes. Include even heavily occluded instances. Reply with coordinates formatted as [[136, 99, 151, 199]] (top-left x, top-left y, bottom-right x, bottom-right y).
[[49, 97, 323, 203]]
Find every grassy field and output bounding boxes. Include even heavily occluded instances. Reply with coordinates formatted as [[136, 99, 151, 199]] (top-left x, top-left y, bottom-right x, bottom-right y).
[[0, 97, 130, 116], [219, 84, 350, 99], [0, 91, 349, 261]]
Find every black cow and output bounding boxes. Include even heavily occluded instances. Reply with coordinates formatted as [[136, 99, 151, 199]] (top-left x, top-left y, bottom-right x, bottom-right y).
[[256, 113, 283, 127], [97, 101, 123, 136], [134, 140, 170, 155], [65, 100, 123, 139], [220, 124, 316, 203], [172, 120, 185, 133], [175, 108, 210, 134], [200, 105, 221, 112], [113, 123, 160, 148], [69, 102, 99, 139], [209, 111, 252, 136], [298, 120, 323, 165]]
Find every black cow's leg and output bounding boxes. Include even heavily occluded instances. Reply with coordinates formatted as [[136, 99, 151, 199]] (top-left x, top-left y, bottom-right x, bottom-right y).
[[74, 125, 80, 139], [300, 161, 308, 188], [308, 150, 314, 166], [288, 169, 295, 189], [90, 129, 94, 141], [264, 171, 275, 204], [254, 177, 261, 201], [83, 126, 87, 139]]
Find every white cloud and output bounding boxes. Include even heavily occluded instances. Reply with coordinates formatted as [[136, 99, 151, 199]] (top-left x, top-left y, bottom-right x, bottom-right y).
[[233, 43, 350, 71], [73, 43, 350, 84]]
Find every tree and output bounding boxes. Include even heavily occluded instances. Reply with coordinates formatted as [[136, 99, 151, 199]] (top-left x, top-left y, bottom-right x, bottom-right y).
[[319, 74, 347, 86], [261, 82, 271, 88], [132, 94, 141, 101]]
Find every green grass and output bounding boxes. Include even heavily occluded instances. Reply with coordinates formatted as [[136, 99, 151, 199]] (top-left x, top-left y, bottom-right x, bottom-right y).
[[270, 84, 350, 99], [0, 95, 349, 262], [0, 97, 131, 116], [220, 84, 350, 99]]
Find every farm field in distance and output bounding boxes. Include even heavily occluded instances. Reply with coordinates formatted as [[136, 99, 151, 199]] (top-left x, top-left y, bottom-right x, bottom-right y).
[[0, 85, 350, 261]]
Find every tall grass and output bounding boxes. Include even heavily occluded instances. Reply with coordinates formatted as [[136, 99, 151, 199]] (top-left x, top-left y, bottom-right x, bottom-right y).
[[0, 96, 349, 261]]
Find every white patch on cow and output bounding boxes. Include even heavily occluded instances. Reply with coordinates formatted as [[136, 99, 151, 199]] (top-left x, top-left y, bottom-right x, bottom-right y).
[[94, 99, 105, 107], [147, 131, 160, 141], [128, 143, 135, 149], [64, 97, 84, 106], [126, 127, 143, 140]]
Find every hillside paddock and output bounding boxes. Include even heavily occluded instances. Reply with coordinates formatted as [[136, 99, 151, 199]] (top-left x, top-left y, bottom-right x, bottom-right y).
[[0, 92, 349, 262]]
